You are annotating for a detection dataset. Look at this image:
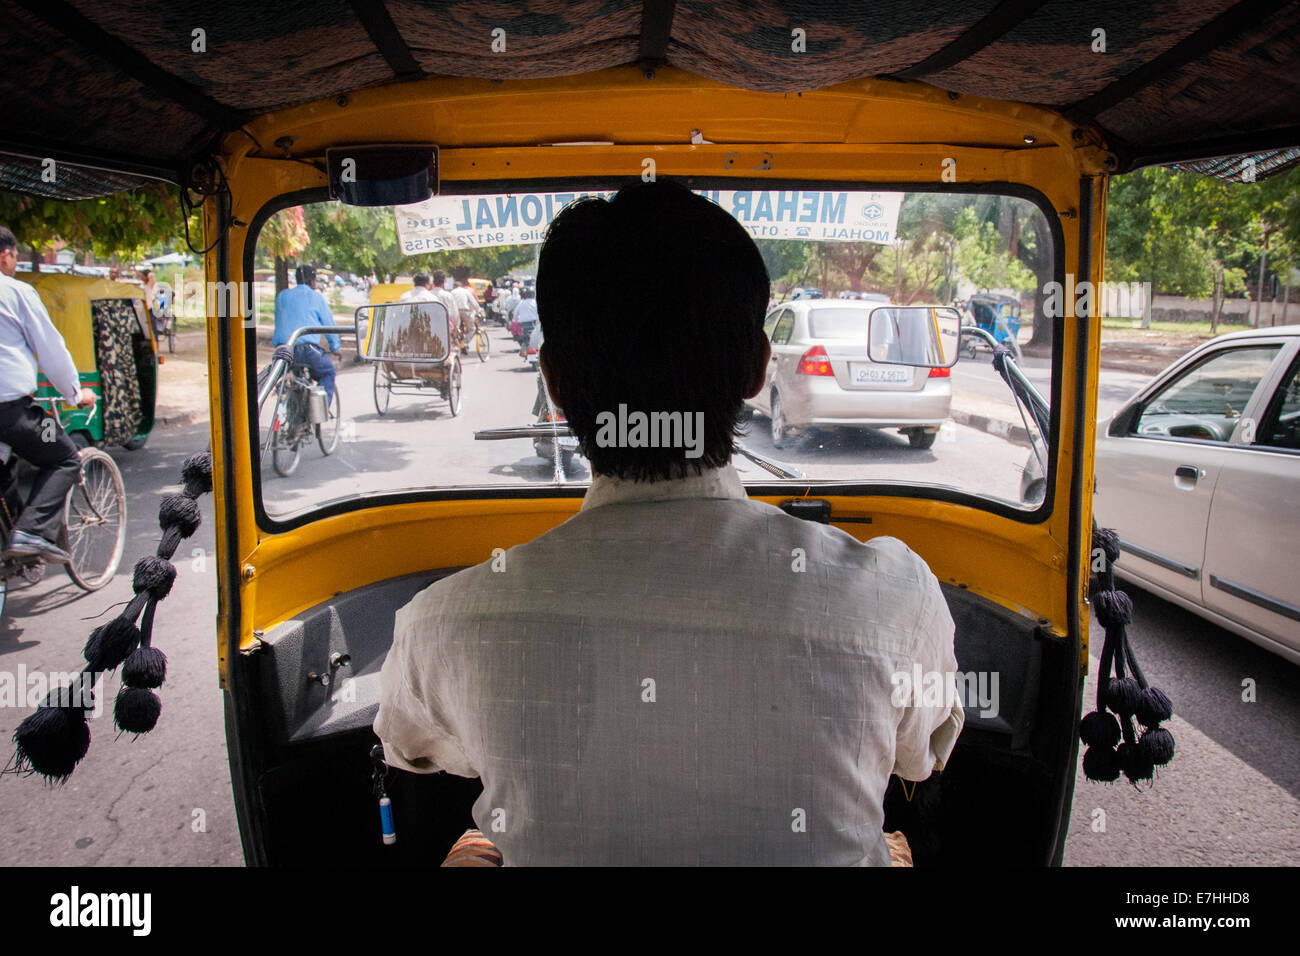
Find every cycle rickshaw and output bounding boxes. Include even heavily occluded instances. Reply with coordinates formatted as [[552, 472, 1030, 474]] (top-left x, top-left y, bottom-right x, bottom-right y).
[[2, 0, 1295, 871], [360, 289, 463, 417]]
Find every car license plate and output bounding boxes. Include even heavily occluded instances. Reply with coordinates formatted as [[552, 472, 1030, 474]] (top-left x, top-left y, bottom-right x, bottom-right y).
[[849, 363, 912, 386]]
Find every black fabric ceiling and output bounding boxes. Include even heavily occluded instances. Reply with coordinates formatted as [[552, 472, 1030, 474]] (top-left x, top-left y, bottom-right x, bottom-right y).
[[1, 0, 1298, 198]]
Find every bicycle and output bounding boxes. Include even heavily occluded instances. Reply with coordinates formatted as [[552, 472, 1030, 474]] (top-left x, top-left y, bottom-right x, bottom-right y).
[[259, 341, 342, 478], [0, 402, 128, 621], [150, 293, 176, 354], [468, 318, 491, 363]]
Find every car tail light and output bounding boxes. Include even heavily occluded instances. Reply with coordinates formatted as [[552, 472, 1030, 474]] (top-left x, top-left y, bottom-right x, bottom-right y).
[[928, 366, 951, 378], [797, 345, 834, 376]]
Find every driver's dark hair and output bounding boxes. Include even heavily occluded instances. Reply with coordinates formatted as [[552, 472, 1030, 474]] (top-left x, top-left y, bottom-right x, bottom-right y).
[[0, 226, 16, 255], [537, 178, 769, 481], [295, 263, 316, 287], [412, 272, 430, 287], [431, 270, 446, 287]]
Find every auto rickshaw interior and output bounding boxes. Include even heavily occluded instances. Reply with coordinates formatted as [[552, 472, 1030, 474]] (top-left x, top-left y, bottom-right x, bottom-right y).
[[5, 0, 1296, 866]]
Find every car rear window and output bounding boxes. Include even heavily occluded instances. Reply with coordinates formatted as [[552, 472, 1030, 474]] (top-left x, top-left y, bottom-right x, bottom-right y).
[[809, 308, 872, 340]]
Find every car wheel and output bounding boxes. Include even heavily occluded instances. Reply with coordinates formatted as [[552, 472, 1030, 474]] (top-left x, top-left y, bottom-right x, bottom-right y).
[[770, 391, 791, 449], [906, 428, 937, 450]]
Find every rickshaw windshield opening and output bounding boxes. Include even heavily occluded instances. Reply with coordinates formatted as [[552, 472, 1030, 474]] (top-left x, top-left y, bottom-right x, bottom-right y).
[[250, 186, 1056, 520]]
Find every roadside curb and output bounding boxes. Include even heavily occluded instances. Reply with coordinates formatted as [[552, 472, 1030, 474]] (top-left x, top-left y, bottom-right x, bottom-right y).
[[155, 410, 208, 429], [950, 408, 1031, 445]]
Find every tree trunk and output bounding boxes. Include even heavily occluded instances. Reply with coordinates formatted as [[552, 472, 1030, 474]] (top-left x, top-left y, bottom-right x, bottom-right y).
[[274, 255, 289, 295], [1282, 261, 1292, 325], [30, 243, 40, 274], [1211, 265, 1223, 336], [1254, 228, 1269, 328]]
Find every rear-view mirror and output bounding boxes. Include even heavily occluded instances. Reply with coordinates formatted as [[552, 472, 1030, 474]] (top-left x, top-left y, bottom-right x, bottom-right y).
[[327, 145, 439, 206], [354, 301, 453, 364], [868, 307, 962, 367]]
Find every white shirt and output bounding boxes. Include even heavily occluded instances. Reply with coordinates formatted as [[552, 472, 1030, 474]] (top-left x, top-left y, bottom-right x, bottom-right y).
[[0, 273, 81, 403], [375, 463, 963, 865], [398, 286, 438, 302], [451, 286, 480, 315]]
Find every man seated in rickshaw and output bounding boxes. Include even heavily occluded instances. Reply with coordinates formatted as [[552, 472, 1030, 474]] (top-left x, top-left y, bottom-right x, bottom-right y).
[[0, 226, 96, 564], [272, 264, 342, 399], [375, 181, 963, 866]]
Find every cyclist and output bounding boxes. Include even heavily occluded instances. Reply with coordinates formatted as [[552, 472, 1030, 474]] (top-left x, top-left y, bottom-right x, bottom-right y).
[[273, 264, 341, 401], [0, 225, 97, 564]]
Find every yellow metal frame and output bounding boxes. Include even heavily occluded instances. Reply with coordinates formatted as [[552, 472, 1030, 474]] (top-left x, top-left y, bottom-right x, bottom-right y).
[[205, 68, 1106, 687]]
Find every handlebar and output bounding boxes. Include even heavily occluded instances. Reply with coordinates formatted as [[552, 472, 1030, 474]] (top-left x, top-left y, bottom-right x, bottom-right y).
[[257, 325, 356, 413]]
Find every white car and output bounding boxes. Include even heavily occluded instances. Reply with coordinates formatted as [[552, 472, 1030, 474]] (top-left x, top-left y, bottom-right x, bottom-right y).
[[745, 299, 953, 450], [1094, 326, 1300, 664]]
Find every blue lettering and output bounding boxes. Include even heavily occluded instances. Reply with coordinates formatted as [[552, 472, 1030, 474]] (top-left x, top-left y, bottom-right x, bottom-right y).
[[495, 196, 519, 228], [777, 191, 798, 221], [731, 192, 752, 220], [521, 195, 543, 226], [475, 199, 496, 230], [752, 192, 774, 221], [455, 200, 473, 231], [800, 193, 818, 222], [821, 193, 847, 224]]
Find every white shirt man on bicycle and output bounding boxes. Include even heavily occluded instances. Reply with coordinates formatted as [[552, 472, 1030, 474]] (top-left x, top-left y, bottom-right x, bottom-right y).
[[0, 225, 97, 564]]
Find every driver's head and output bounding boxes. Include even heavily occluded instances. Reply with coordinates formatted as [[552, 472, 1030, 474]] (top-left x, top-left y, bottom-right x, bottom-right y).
[[412, 272, 430, 288], [537, 179, 770, 481], [0, 226, 19, 277], [431, 270, 446, 289], [295, 264, 316, 287]]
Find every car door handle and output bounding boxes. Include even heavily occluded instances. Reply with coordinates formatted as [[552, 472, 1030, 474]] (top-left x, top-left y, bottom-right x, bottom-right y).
[[1174, 464, 1205, 489]]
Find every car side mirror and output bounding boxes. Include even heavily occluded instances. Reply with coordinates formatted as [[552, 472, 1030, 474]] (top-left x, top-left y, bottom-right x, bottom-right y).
[[867, 306, 963, 367], [1108, 401, 1141, 436]]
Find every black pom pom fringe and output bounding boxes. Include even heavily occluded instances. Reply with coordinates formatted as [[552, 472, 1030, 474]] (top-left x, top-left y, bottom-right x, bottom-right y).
[[159, 493, 201, 539], [132, 555, 177, 601], [181, 452, 213, 497], [122, 646, 167, 689], [11, 706, 91, 782], [83, 617, 140, 672], [114, 688, 162, 735]]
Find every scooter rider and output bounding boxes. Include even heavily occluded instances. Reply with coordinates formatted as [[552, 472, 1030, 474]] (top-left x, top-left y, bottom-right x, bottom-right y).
[[0, 225, 97, 564]]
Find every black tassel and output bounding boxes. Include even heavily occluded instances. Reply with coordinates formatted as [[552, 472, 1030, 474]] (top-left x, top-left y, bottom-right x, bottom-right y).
[[122, 647, 167, 689], [83, 617, 140, 672], [132, 555, 177, 601], [1135, 686, 1173, 728], [181, 452, 213, 497], [12, 704, 91, 782], [1082, 745, 1121, 783], [1139, 726, 1175, 766], [1104, 676, 1143, 718], [114, 687, 162, 735], [159, 493, 201, 539], [1079, 710, 1121, 749]]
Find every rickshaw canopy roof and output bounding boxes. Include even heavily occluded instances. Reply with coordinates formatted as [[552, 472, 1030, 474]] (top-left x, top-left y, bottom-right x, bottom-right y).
[[0, 0, 1298, 197], [17, 272, 145, 369]]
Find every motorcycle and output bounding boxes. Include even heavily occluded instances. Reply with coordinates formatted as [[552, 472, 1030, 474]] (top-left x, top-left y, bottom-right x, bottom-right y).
[[531, 371, 580, 476]]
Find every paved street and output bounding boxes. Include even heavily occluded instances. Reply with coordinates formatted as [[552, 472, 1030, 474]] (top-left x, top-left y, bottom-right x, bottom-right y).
[[2, 329, 1295, 866]]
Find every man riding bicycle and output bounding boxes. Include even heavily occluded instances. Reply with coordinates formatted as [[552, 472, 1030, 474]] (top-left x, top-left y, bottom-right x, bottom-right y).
[[0, 225, 97, 565], [273, 264, 341, 400]]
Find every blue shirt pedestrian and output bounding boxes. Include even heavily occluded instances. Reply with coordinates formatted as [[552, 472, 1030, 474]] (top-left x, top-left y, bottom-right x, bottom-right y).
[[273, 284, 341, 352]]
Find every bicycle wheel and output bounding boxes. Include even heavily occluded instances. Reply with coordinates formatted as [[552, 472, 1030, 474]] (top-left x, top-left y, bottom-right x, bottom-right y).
[[446, 357, 463, 416], [270, 392, 302, 477], [473, 327, 490, 362], [63, 447, 127, 591], [373, 365, 390, 416], [317, 386, 341, 455]]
